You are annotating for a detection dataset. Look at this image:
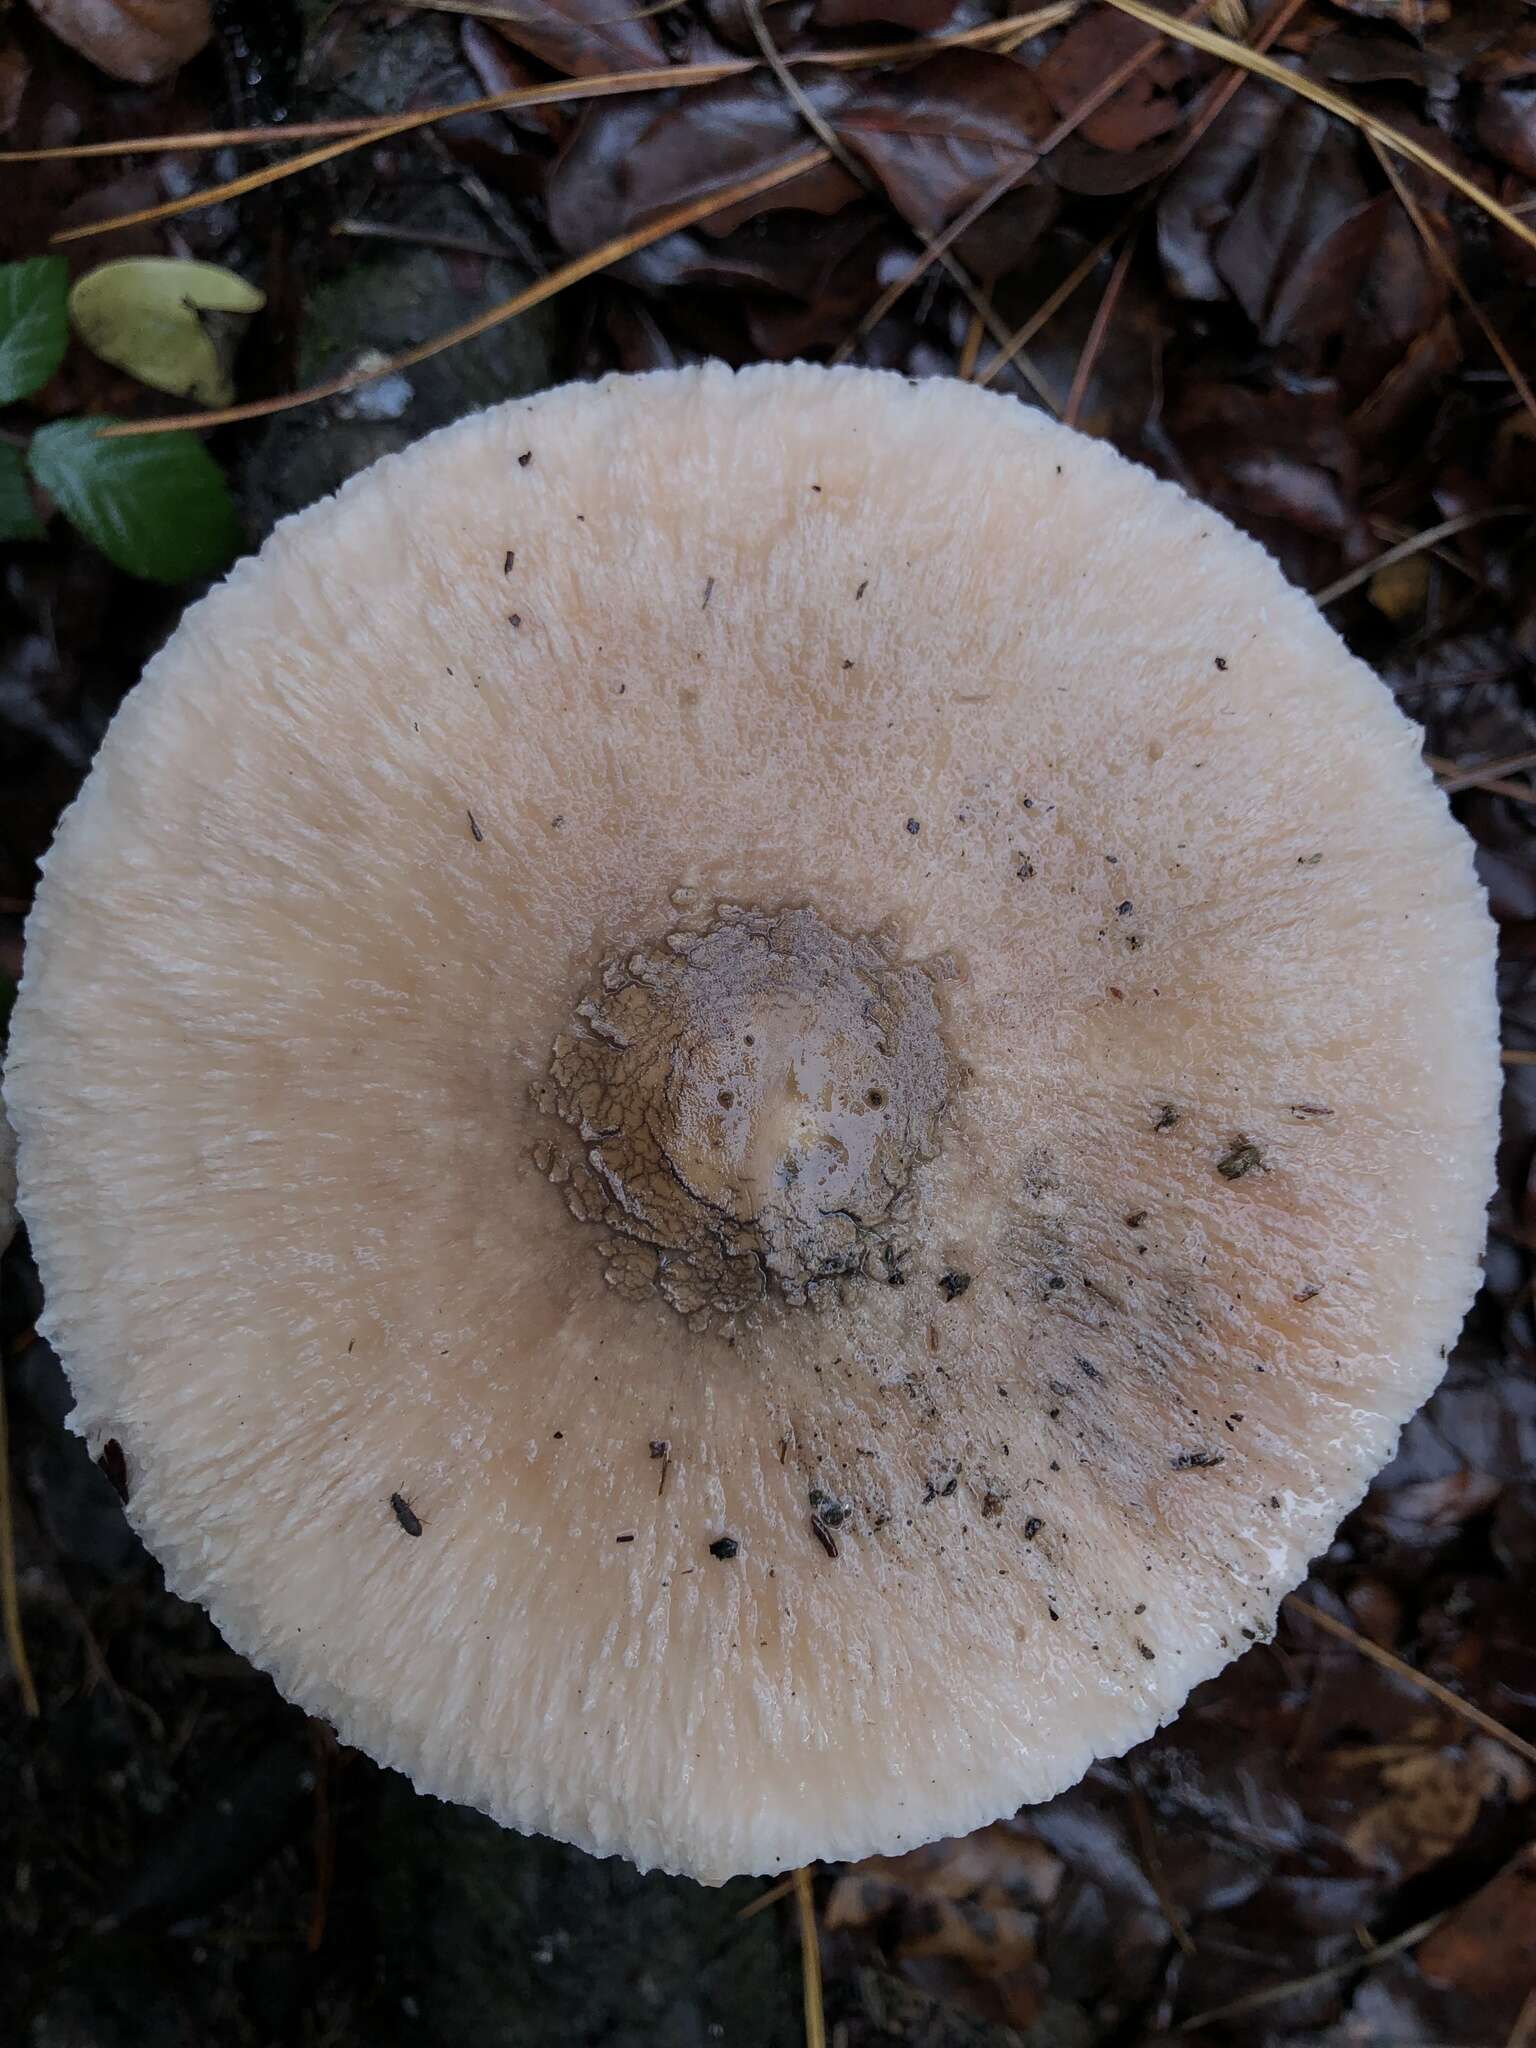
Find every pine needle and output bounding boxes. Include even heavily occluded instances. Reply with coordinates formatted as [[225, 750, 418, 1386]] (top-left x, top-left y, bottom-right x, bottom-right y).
[[1097, 0, 1536, 256], [3, 9, 1073, 165], [0, 1371, 40, 1719], [794, 1866, 827, 2048], [48, 66, 743, 239], [1062, 223, 1136, 427], [977, 0, 1306, 387], [98, 146, 830, 436], [1508, 1982, 1536, 2048], [1128, 1774, 1197, 1956], [744, 0, 1057, 405], [737, 1872, 797, 1918], [1287, 1595, 1536, 1770], [958, 296, 988, 379], [832, 0, 1212, 360], [1312, 507, 1530, 607], [1367, 135, 1536, 431], [977, 217, 1129, 388], [1427, 745, 1536, 798], [1177, 1912, 1444, 2031]]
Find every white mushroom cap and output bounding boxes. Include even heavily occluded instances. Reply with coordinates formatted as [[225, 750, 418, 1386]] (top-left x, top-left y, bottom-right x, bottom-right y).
[[4, 365, 1498, 1882], [0, 1097, 15, 1259]]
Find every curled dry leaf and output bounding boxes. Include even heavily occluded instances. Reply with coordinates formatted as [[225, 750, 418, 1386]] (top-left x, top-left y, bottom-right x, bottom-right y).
[[24, 0, 211, 85], [68, 258, 264, 408]]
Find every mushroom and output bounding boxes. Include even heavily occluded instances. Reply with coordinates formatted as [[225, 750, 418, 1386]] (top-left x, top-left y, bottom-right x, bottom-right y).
[[3, 364, 1498, 1882], [0, 1103, 14, 1260]]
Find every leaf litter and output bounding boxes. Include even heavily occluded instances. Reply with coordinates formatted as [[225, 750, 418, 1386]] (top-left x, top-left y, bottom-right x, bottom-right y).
[[4, 0, 1536, 2042]]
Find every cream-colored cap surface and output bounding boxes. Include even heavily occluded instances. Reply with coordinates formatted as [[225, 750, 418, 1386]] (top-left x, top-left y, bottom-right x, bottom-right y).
[[5, 365, 1498, 1880]]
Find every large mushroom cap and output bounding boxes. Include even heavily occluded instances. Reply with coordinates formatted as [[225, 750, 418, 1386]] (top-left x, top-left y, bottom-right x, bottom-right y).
[[6, 364, 1498, 1881]]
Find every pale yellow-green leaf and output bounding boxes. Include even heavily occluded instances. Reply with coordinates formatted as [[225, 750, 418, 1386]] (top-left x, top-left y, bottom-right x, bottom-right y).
[[68, 258, 264, 407]]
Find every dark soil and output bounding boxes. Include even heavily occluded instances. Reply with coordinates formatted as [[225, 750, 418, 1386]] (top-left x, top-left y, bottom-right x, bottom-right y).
[[3, 0, 1536, 2042]]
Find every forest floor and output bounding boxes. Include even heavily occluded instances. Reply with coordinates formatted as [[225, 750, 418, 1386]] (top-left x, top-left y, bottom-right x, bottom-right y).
[[2, 0, 1535, 2042]]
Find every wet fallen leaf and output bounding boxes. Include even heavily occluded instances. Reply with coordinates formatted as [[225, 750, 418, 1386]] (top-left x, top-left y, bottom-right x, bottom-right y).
[[0, 254, 69, 404], [68, 258, 264, 408], [1213, 101, 1370, 335], [1416, 1842, 1536, 2023], [28, 417, 241, 581], [1039, 10, 1190, 151], [485, 0, 667, 77], [834, 51, 1056, 236], [546, 74, 858, 279], [24, 0, 211, 85]]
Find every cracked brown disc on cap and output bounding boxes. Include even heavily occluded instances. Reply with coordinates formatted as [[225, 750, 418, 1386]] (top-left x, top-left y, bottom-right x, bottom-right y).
[[5, 365, 1499, 1881]]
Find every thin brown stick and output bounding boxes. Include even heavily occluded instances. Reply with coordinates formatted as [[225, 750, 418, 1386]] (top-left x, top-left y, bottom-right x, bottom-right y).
[[1287, 1596, 1536, 1770], [1128, 1776, 1197, 1957], [1312, 508, 1530, 608], [745, 0, 864, 181], [737, 1872, 797, 1919], [1177, 1912, 1444, 2031], [1507, 1982, 1536, 2048], [1427, 745, 1536, 795], [3, 9, 1073, 164], [331, 218, 520, 261], [977, 218, 1128, 388], [978, 0, 1307, 386], [832, 0, 1209, 361], [1062, 225, 1136, 428], [745, 0, 1057, 404], [794, 1867, 827, 2048], [1099, 0, 1536, 255], [0, 1373, 41, 1719], [100, 148, 830, 436], [1503, 1050, 1536, 1067], [49, 66, 744, 240], [1368, 137, 1536, 431], [958, 298, 988, 380], [306, 1722, 336, 1952]]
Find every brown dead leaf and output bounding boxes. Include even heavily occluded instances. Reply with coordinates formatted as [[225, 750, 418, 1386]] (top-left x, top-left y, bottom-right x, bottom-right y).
[[1156, 82, 1285, 299], [827, 1823, 1062, 2033], [1416, 1842, 1536, 2019], [1212, 101, 1370, 336], [833, 52, 1056, 237], [815, 0, 960, 28], [24, 0, 210, 85], [0, 39, 31, 134], [546, 74, 859, 278], [485, 0, 667, 77], [1039, 10, 1190, 151], [1340, 1739, 1527, 1877]]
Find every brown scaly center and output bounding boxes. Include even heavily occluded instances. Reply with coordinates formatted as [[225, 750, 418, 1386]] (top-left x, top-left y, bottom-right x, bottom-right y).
[[531, 905, 956, 1325]]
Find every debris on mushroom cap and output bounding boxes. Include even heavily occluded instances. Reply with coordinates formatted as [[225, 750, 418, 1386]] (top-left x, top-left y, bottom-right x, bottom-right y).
[[2, 365, 1498, 1884]]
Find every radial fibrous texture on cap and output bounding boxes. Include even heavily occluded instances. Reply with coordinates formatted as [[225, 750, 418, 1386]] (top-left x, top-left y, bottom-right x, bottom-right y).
[[5, 365, 1498, 1881]]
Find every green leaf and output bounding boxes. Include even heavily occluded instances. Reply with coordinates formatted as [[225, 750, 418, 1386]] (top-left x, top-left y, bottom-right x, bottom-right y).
[[70, 258, 265, 408], [28, 419, 242, 583], [0, 442, 42, 540], [0, 255, 70, 405]]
